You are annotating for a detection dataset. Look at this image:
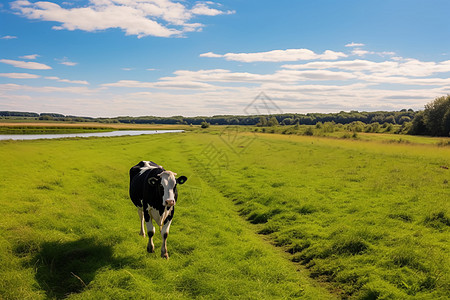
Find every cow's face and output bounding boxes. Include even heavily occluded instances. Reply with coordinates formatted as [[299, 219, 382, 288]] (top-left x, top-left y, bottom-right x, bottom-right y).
[[157, 171, 187, 207]]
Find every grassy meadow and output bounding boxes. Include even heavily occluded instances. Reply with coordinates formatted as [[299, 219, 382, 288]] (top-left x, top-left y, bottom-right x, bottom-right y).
[[0, 133, 332, 300], [0, 128, 448, 299]]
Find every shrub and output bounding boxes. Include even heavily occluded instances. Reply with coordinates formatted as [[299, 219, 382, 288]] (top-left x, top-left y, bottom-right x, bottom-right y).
[[304, 127, 314, 136]]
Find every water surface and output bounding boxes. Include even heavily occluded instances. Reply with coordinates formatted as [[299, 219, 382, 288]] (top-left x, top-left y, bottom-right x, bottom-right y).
[[0, 130, 184, 141]]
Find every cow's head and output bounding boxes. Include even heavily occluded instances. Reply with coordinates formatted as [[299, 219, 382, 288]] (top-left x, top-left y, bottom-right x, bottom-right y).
[[148, 171, 187, 207]]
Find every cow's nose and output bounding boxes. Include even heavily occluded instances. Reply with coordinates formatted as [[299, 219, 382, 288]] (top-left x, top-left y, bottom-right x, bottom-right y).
[[166, 200, 175, 206]]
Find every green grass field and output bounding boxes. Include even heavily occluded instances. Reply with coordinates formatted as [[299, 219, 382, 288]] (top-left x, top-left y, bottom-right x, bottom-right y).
[[0, 130, 448, 299]]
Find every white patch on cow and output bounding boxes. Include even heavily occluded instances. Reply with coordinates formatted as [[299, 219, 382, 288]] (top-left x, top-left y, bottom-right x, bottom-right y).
[[138, 161, 161, 175], [158, 171, 177, 206], [138, 208, 146, 237]]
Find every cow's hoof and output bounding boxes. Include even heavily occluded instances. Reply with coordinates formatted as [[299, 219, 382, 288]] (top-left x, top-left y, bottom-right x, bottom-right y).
[[162, 253, 169, 259], [139, 232, 146, 238], [147, 247, 155, 253]]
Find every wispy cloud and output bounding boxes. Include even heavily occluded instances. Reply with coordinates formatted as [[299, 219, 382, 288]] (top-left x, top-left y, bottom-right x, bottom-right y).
[[45, 76, 89, 85], [191, 3, 235, 16], [10, 0, 235, 38], [1, 35, 18, 39], [200, 48, 347, 62], [0, 72, 41, 79], [282, 58, 450, 77], [352, 49, 370, 57], [56, 57, 78, 66], [0, 83, 95, 94], [0, 59, 52, 70], [345, 42, 365, 47], [20, 54, 40, 60]]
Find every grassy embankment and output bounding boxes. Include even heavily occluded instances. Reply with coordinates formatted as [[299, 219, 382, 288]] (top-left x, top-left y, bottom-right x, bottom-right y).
[[0, 132, 332, 300], [0, 128, 448, 299]]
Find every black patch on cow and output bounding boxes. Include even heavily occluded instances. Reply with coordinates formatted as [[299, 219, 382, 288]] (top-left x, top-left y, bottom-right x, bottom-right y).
[[129, 161, 165, 211], [148, 230, 154, 238], [163, 232, 168, 240], [148, 177, 160, 186], [144, 209, 150, 222], [164, 209, 174, 225], [177, 176, 188, 185]]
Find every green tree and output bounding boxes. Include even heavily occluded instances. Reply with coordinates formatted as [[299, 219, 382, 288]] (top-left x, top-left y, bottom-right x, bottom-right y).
[[423, 95, 450, 136], [282, 118, 294, 125], [410, 95, 450, 136], [384, 115, 396, 124], [267, 116, 279, 126], [257, 116, 268, 127]]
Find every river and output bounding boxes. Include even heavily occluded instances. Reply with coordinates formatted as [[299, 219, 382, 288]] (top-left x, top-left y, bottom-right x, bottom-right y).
[[0, 130, 184, 141]]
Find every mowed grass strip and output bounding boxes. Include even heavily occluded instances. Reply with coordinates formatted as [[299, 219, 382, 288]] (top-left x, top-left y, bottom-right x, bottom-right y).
[[183, 130, 449, 299], [0, 134, 333, 300]]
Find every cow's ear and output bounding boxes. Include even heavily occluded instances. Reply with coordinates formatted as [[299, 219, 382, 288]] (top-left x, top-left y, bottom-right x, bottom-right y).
[[177, 176, 188, 185], [148, 177, 159, 186]]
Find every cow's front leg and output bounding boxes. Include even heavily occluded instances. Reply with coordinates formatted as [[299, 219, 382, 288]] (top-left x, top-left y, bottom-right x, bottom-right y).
[[160, 219, 172, 259], [137, 208, 146, 237], [144, 210, 155, 253]]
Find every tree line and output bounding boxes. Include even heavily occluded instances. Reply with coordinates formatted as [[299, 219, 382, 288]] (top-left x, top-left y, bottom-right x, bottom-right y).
[[1, 95, 449, 136], [0, 109, 416, 126], [1, 110, 416, 125], [100, 110, 417, 126]]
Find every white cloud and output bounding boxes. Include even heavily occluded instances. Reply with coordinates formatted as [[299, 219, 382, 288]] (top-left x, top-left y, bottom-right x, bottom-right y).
[[191, 3, 234, 16], [161, 68, 356, 84], [345, 42, 365, 47], [45, 76, 89, 85], [282, 58, 450, 78], [20, 54, 40, 60], [56, 57, 78, 66], [102, 80, 155, 88], [0, 59, 52, 70], [350, 48, 396, 58], [0, 83, 95, 94], [199, 52, 223, 58], [60, 61, 78, 66], [200, 48, 348, 62], [0, 35, 17, 39], [102, 79, 214, 90], [11, 0, 234, 38], [0, 73, 41, 79]]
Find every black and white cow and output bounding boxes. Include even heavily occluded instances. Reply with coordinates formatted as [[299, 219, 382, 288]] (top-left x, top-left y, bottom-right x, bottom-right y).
[[129, 161, 187, 258]]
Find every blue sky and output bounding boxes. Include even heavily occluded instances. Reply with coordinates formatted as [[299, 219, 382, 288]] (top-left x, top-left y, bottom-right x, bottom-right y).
[[1, 0, 450, 117]]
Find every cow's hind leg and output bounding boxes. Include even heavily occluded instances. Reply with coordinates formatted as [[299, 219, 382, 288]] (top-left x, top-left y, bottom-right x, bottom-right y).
[[144, 210, 156, 253], [160, 219, 172, 259], [137, 208, 146, 237]]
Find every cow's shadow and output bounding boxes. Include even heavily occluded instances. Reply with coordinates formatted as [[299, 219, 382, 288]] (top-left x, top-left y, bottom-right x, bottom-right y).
[[32, 238, 124, 299]]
